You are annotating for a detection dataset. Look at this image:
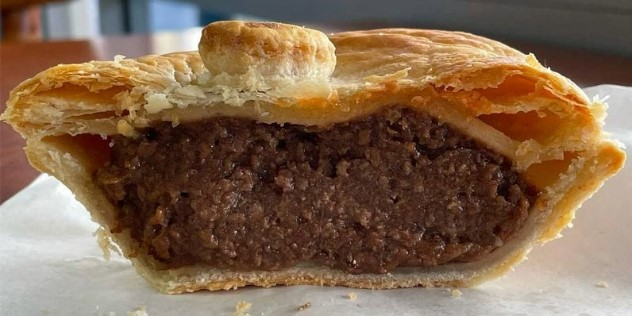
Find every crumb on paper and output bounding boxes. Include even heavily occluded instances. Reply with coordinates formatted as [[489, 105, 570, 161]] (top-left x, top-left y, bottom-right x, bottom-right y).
[[450, 289, 462, 298], [596, 281, 609, 288], [235, 300, 252, 316], [347, 292, 357, 301], [297, 302, 311, 311], [93, 227, 116, 261], [127, 306, 148, 316]]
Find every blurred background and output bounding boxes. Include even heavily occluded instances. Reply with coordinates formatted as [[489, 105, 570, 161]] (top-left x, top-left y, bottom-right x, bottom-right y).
[[1, 0, 630, 55]]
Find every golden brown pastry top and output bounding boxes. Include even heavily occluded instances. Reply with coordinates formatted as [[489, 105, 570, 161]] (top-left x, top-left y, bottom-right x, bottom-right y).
[[0, 21, 617, 174], [198, 21, 336, 98], [2, 21, 589, 128]]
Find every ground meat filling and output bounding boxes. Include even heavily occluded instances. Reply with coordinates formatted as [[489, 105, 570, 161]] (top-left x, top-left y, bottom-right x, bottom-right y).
[[96, 107, 535, 274]]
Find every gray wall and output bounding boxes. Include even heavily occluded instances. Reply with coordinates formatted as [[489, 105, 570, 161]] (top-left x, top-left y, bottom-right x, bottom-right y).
[[192, 0, 632, 56], [39, 0, 632, 56]]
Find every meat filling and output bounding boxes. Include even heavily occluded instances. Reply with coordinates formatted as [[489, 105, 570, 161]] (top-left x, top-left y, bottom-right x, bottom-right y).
[[96, 106, 536, 273]]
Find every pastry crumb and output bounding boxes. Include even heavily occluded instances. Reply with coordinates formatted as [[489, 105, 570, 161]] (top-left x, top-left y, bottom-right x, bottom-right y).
[[450, 289, 462, 298], [596, 281, 609, 288], [347, 292, 357, 301], [297, 302, 311, 311], [235, 301, 252, 316], [127, 306, 148, 316]]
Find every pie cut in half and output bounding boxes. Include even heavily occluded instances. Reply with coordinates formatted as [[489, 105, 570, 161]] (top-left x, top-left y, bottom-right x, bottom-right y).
[[1, 21, 625, 294]]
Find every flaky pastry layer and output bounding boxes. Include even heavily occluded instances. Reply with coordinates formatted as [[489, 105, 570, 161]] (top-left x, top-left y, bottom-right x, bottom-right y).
[[1, 21, 625, 293]]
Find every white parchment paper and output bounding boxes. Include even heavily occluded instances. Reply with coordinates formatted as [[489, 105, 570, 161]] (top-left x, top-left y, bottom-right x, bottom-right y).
[[1, 85, 630, 316]]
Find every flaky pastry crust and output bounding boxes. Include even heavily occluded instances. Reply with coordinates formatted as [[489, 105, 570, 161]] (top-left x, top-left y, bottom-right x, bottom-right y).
[[198, 21, 336, 99], [1, 21, 625, 294]]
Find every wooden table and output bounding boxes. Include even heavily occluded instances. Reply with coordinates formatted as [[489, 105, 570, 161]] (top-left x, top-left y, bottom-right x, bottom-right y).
[[1, 29, 631, 203]]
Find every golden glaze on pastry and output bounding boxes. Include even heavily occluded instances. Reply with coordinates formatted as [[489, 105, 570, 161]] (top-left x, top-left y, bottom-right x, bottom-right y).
[[1, 21, 625, 293]]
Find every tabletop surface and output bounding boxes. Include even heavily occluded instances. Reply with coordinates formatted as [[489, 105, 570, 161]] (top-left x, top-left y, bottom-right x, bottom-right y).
[[1, 28, 631, 202]]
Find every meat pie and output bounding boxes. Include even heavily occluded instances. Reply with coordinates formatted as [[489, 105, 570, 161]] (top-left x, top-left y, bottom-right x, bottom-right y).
[[1, 21, 624, 293]]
